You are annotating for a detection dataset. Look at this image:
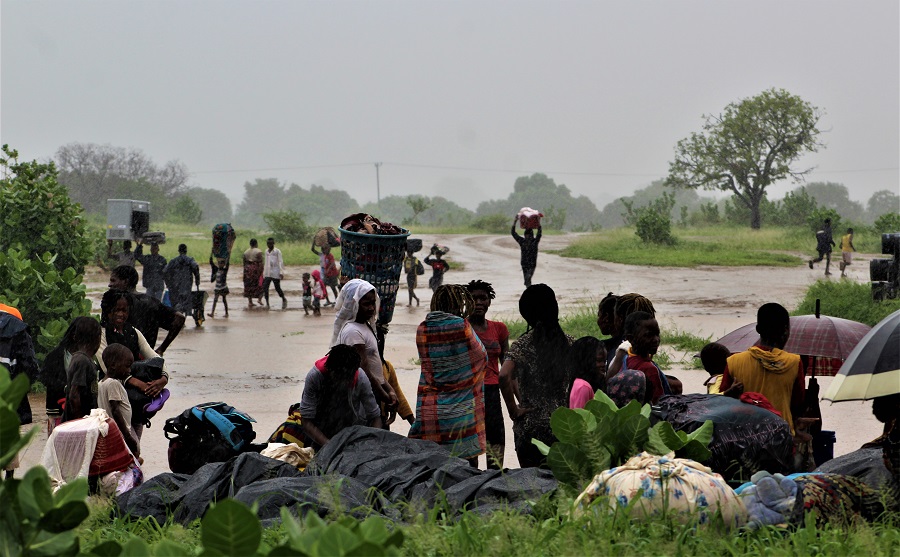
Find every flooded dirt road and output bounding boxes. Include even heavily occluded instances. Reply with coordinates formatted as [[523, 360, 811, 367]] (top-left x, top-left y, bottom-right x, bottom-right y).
[[17, 233, 881, 478]]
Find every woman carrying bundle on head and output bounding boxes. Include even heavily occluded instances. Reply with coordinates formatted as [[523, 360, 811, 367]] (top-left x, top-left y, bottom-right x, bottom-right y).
[[500, 284, 574, 468], [408, 284, 488, 467]]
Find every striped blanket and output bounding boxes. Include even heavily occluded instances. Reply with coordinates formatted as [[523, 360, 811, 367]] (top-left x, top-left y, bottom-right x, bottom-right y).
[[408, 311, 488, 459]]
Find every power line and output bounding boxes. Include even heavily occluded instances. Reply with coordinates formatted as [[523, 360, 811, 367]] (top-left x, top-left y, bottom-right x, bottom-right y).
[[190, 162, 372, 174]]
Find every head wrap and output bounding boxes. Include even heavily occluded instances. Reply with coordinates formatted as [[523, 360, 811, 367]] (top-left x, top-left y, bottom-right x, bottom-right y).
[[330, 279, 378, 347]]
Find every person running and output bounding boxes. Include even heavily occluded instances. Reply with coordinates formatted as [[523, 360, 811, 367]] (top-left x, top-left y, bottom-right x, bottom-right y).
[[466, 280, 509, 469], [163, 244, 201, 322], [134, 241, 167, 301], [511, 216, 542, 287], [242, 239, 265, 307], [839, 227, 856, 278], [808, 218, 836, 276], [263, 237, 288, 309]]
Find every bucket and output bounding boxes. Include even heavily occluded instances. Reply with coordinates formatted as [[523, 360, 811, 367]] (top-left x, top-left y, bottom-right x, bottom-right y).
[[339, 227, 410, 324], [812, 430, 836, 466]]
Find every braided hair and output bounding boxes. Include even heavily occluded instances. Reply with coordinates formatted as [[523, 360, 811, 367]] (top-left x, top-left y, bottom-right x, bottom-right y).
[[431, 284, 475, 318], [466, 280, 496, 299], [614, 293, 655, 324]]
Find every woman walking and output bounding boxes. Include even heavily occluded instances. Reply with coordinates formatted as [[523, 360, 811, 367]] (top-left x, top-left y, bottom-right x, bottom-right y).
[[242, 239, 264, 307]]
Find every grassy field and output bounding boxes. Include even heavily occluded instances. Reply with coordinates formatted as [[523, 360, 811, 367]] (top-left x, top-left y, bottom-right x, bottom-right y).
[[794, 279, 900, 326]]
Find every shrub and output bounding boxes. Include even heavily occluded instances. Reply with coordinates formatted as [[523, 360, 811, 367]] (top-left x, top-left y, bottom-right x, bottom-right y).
[[793, 280, 900, 326], [169, 194, 203, 225], [806, 207, 842, 233], [263, 209, 312, 243], [625, 192, 677, 245], [873, 212, 900, 234], [0, 144, 92, 274], [0, 249, 92, 359], [471, 214, 509, 234]]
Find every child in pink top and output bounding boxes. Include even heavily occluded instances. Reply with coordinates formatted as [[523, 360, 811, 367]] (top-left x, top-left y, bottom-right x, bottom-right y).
[[568, 336, 607, 409]]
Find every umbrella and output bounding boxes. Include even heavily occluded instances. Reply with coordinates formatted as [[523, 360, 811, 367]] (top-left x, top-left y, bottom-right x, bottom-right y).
[[822, 309, 900, 402], [714, 314, 871, 376]]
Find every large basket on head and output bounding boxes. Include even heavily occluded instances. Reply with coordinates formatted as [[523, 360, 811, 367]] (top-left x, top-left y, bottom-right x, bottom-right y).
[[339, 227, 410, 324]]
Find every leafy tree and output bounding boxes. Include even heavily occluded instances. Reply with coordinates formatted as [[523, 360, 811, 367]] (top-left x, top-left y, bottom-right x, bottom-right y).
[[55, 142, 188, 214], [599, 180, 705, 229], [802, 182, 864, 223], [476, 173, 601, 231], [187, 187, 233, 224], [667, 88, 823, 229], [169, 194, 203, 225], [283, 183, 360, 227], [873, 212, 900, 234], [773, 187, 818, 226], [806, 207, 842, 233], [867, 189, 900, 222], [234, 178, 287, 227], [360, 195, 474, 228], [406, 195, 433, 224], [0, 145, 93, 274], [263, 209, 311, 242]]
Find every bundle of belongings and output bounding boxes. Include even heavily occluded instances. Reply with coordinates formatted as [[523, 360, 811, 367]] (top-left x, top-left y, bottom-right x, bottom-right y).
[[41, 408, 142, 496], [211, 223, 236, 260], [164, 401, 263, 474], [517, 207, 543, 229], [574, 452, 748, 528], [313, 227, 342, 248], [340, 213, 404, 235]]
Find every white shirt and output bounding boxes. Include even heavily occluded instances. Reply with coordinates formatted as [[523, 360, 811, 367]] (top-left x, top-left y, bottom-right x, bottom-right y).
[[337, 321, 385, 384], [265, 247, 285, 278]]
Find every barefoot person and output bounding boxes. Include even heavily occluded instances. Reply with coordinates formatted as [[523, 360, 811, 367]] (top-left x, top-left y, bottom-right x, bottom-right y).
[[208, 257, 229, 318], [263, 237, 288, 309], [242, 239, 264, 307], [839, 227, 856, 278], [808, 218, 836, 276], [510, 216, 542, 287]]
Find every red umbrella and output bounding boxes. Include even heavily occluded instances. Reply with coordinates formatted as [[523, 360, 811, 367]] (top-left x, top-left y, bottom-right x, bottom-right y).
[[714, 313, 871, 377]]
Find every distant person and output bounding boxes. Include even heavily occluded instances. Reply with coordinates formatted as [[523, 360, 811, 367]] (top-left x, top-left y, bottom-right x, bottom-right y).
[[403, 248, 423, 306], [107, 239, 136, 268], [134, 241, 167, 301], [311, 270, 327, 316], [163, 244, 201, 322], [839, 227, 856, 278], [207, 257, 230, 318], [321, 246, 340, 303], [263, 237, 287, 309], [423, 245, 450, 292], [511, 216, 542, 287], [596, 292, 621, 366], [108, 265, 185, 356], [808, 218, 835, 276], [63, 317, 103, 423], [567, 336, 607, 410], [301, 272, 314, 316], [720, 302, 805, 434], [242, 239, 265, 307], [466, 280, 509, 469], [99, 344, 141, 460], [300, 344, 382, 450], [0, 303, 40, 479]]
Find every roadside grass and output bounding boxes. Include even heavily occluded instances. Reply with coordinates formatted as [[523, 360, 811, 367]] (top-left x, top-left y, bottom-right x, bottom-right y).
[[558, 226, 805, 268], [794, 280, 900, 326]]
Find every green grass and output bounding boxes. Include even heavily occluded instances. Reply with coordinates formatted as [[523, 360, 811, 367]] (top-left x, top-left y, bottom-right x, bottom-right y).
[[794, 280, 900, 326], [559, 226, 806, 268]]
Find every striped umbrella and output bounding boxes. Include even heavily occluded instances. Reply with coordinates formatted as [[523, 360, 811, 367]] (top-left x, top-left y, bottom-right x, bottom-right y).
[[822, 309, 900, 402], [713, 314, 871, 376]]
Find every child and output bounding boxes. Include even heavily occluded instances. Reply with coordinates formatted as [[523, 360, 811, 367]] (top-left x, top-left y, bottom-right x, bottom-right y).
[[64, 317, 103, 422], [699, 342, 733, 395], [99, 343, 141, 461], [311, 270, 327, 316], [207, 257, 229, 318], [321, 246, 339, 304], [301, 273, 313, 316], [423, 245, 450, 292], [839, 227, 856, 278], [618, 311, 670, 404], [567, 336, 607, 409], [402, 249, 422, 306]]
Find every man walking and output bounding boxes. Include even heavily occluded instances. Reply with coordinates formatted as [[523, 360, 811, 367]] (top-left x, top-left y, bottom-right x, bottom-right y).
[[135, 241, 167, 301], [164, 244, 201, 324], [511, 216, 542, 287], [264, 237, 288, 309]]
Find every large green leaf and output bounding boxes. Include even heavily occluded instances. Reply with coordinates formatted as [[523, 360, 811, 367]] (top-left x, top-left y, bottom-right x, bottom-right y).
[[37, 501, 90, 533], [0, 419, 37, 471], [357, 516, 390, 545], [531, 438, 551, 456], [572, 408, 597, 431], [678, 440, 713, 463], [616, 399, 642, 419], [549, 408, 585, 445], [584, 399, 614, 423], [546, 443, 591, 488], [23, 529, 79, 557], [85, 540, 124, 556], [685, 420, 715, 446], [118, 537, 151, 557], [645, 421, 685, 455], [52, 478, 88, 507], [0, 372, 29, 408], [18, 467, 54, 521], [313, 524, 361, 557], [590, 389, 618, 411], [201, 499, 262, 557], [152, 539, 192, 557], [608, 414, 650, 464]]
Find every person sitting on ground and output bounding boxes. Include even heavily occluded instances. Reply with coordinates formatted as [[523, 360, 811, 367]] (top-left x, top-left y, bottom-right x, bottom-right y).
[[99, 344, 141, 462], [568, 336, 607, 410], [299, 344, 382, 450], [700, 342, 745, 396], [613, 311, 671, 404], [500, 284, 573, 468], [720, 302, 805, 434], [108, 265, 185, 356], [408, 284, 488, 467], [64, 317, 103, 422]]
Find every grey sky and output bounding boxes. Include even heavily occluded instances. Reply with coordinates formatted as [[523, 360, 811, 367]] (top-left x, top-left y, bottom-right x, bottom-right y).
[[2, 1, 897, 211]]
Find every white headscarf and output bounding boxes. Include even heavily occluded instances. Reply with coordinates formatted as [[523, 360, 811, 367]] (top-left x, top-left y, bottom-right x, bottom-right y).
[[330, 278, 379, 347]]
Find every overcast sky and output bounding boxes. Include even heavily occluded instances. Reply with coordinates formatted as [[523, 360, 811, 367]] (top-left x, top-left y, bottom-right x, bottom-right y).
[[2, 1, 897, 211]]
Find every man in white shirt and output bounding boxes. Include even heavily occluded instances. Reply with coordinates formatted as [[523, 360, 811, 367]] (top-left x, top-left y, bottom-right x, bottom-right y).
[[263, 237, 288, 309]]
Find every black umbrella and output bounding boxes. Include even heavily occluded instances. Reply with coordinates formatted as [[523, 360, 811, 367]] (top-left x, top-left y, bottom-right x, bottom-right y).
[[822, 309, 900, 402]]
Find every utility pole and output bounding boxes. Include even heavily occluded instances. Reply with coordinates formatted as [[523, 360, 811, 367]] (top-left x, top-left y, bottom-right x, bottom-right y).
[[374, 162, 382, 207]]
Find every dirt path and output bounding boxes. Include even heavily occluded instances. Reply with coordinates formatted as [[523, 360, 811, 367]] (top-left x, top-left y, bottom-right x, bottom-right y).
[[17, 233, 880, 478]]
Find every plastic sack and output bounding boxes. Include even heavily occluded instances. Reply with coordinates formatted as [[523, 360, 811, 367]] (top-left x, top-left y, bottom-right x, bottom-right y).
[[574, 452, 747, 528]]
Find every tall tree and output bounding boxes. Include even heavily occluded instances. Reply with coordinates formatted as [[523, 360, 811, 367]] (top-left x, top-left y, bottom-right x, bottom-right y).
[[666, 89, 823, 229], [867, 189, 900, 222]]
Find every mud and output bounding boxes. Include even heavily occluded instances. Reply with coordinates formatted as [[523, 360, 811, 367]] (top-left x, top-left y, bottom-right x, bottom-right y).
[[17, 234, 882, 478]]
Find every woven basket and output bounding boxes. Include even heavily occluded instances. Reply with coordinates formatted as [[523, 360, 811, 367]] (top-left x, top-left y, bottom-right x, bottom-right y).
[[339, 227, 410, 324]]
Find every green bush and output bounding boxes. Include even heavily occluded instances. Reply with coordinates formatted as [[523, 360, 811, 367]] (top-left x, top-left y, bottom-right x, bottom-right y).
[[0, 144, 93, 275], [793, 280, 900, 326], [0, 249, 92, 359], [263, 209, 312, 243], [873, 212, 900, 234], [168, 194, 203, 225], [624, 192, 677, 245], [806, 207, 842, 233], [471, 214, 509, 234]]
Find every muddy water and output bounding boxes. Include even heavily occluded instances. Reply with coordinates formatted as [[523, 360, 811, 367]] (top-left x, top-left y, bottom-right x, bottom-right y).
[[17, 234, 882, 478]]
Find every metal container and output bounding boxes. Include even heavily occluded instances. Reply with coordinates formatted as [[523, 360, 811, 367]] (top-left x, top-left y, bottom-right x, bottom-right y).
[[106, 199, 151, 241]]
